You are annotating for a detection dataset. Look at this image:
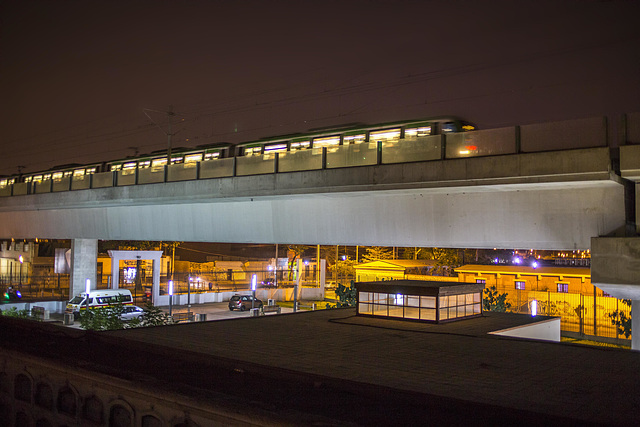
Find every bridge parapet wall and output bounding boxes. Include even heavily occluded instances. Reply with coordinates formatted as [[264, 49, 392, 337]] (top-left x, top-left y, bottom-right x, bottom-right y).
[[520, 116, 607, 152]]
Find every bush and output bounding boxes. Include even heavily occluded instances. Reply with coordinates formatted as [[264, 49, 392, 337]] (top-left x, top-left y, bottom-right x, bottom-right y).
[[79, 302, 173, 331], [608, 299, 632, 338], [482, 285, 511, 312], [1, 307, 39, 320], [328, 281, 357, 308]]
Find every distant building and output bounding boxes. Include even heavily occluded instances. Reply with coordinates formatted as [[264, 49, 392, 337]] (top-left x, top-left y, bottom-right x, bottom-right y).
[[454, 264, 597, 296], [354, 259, 455, 282], [0, 240, 36, 283], [453, 264, 627, 341]]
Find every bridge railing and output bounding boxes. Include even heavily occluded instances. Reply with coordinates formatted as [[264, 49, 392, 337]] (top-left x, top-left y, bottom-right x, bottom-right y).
[[0, 115, 624, 197]]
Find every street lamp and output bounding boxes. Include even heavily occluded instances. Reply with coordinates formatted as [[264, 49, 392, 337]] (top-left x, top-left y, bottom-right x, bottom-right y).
[[18, 255, 23, 285], [251, 274, 257, 310], [85, 279, 91, 315], [168, 280, 174, 316]]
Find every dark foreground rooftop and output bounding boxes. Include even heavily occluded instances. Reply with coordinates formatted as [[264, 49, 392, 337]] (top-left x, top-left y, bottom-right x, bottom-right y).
[[3, 308, 640, 425]]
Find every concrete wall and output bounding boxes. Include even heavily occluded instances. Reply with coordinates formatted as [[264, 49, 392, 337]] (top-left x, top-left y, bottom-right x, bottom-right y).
[[156, 287, 323, 307], [0, 347, 242, 426], [490, 317, 561, 342]]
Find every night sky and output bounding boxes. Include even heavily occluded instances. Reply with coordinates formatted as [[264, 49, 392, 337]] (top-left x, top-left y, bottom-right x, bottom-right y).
[[1, 0, 639, 175]]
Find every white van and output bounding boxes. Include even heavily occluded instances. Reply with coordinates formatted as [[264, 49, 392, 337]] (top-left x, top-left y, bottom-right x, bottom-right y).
[[66, 289, 133, 319]]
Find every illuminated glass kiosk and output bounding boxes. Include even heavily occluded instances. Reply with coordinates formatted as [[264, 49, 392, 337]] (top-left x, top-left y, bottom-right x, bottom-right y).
[[356, 280, 484, 323]]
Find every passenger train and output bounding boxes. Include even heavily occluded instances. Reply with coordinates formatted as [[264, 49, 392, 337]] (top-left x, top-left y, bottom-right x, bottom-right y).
[[0, 117, 475, 188]]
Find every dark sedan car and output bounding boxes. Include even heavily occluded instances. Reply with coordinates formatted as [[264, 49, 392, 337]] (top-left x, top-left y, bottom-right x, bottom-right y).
[[228, 295, 263, 311]]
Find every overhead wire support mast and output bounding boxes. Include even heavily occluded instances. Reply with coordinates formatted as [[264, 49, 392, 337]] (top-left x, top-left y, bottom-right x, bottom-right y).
[[143, 105, 183, 165]]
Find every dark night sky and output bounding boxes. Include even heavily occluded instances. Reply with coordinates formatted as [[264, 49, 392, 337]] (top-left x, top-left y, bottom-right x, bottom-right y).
[[1, 0, 639, 175]]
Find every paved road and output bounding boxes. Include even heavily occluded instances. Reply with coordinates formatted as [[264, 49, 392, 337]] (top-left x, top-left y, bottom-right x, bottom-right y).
[[163, 301, 297, 321]]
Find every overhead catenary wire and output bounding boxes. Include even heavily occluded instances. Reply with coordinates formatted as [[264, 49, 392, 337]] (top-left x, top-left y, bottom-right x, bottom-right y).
[[2, 32, 637, 175]]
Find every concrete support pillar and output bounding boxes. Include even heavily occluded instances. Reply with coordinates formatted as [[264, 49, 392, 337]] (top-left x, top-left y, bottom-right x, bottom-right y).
[[591, 237, 640, 350], [152, 257, 161, 304], [70, 239, 98, 298], [633, 301, 640, 351]]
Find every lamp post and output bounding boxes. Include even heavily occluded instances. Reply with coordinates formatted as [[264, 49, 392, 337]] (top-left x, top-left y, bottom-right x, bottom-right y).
[[169, 280, 173, 316], [251, 274, 257, 310], [85, 278, 91, 315], [18, 255, 23, 285], [187, 276, 191, 314], [168, 280, 173, 316]]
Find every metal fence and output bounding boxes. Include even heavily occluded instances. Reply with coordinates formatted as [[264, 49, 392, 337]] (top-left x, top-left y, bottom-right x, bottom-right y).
[[500, 287, 630, 340], [0, 274, 70, 301]]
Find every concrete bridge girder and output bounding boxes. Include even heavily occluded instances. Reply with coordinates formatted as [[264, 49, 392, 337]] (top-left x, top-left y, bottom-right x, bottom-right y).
[[0, 181, 625, 250]]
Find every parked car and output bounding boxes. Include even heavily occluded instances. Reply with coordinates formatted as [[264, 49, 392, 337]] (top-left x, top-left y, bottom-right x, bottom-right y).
[[120, 305, 145, 321], [228, 295, 263, 311]]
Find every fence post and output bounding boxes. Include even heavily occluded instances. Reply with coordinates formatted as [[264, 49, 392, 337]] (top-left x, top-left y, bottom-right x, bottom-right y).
[[593, 286, 597, 337], [580, 293, 584, 336]]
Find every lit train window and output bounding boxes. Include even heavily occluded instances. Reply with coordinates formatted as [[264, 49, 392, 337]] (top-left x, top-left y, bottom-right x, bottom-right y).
[[152, 158, 167, 167], [52, 172, 64, 180], [290, 140, 310, 150], [312, 136, 340, 148], [204, 152, 220, 161], [184, 153, 203, 163], [369, 128, 401, 143], [73, 169, 85, 177], [138, 161, 151, 169], [171, 156, 183, 164], [441, 122, 457, 133], [264, 143, 288, 153], [405, 126, 432, 137], [123, 162, 137, 170], [0, 179, 8, 186], [244, 146, 262, 156], [43, 174, 51, 180], [343, 134, 366, 145], [86, 167, 97, 174], [24, 176, 34, 183], [110, 164, 122, 171], [64, 171, 73, 177]]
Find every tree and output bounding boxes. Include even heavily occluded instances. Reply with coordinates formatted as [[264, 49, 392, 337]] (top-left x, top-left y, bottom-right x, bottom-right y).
[[401, 247, 428, 260], [287, 245, 312, 280], [482, 285, 512, 312], [423, 248, 461, 276], [362, 246, 393, 262], [608, 299, 632, 339], [330, 257, 356, 282], [328, 281, 357, 308], [99, 240, 161, 252]]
